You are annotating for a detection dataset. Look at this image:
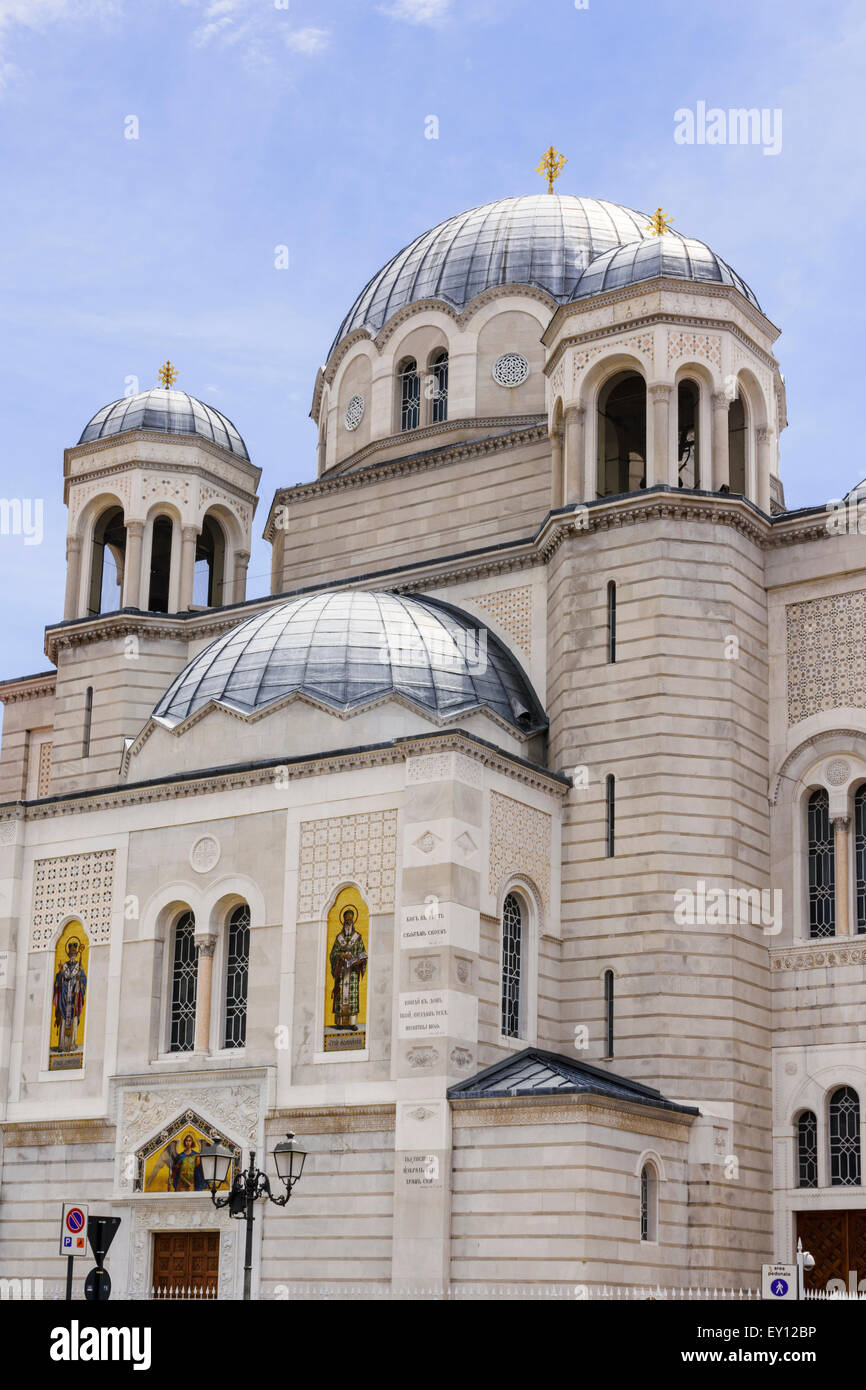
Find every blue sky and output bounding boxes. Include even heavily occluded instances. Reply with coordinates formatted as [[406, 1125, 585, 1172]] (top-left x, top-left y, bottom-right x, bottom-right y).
[[0, 0, 864, 679]]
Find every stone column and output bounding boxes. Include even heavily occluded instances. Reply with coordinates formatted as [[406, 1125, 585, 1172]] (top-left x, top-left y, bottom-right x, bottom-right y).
[[392, 752, 482, 1295], [832, 816, 851, 937], [122, 521, 144, 609], [756, 427, 773, 513], [550, 427, 564, 509], [712, 391, 730, 492], [648, 384, 672, 488], [179, 525, 198, 611], [233, 549, 251, 605], [64, 536, 83, 619], [194, 936, 217, 1051], [564, 404, 586, 504]]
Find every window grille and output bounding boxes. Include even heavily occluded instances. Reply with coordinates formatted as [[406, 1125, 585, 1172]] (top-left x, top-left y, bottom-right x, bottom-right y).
[[223, 904, 250, 1049], [829, 1086, 861, 1187], [169, 911, 197, 1053], [855, 785, 866, 934], [797, 1111, 818, 1188], [399, 360, 420, 431], [431, 351, 448, 424], [640, 1165, 650, 1241], [807, 789, 835, 938], [501, 892, 523, 1038]]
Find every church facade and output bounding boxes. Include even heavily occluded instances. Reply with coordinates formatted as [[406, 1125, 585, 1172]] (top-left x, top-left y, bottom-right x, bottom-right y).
[[0, 192, 864, 1298]]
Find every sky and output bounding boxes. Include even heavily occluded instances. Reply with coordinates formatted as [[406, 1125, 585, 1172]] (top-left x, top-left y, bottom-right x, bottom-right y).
[[0, 0, 864, 680]]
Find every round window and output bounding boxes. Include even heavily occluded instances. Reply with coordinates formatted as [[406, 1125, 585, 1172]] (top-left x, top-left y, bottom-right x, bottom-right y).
[[344, 395, 365, 430], [492, 352, 530, 388]]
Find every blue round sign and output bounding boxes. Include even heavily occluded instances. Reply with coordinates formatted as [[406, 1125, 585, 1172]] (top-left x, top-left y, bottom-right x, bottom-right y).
[[770, 1278, 789, 1297]]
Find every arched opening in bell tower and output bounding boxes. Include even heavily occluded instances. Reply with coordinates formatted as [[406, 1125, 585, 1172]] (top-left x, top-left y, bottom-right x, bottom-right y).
[[677, 379, 700, 489], [597, 372, 646, 497], [147, 515, 174, 613], [87, 506, 127, 617], [194, 514, 227, 607], [728, 393, 747, 494]]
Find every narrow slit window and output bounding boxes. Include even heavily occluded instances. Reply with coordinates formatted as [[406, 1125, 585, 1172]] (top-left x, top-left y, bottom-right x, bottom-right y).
[[430, 350, 448, 424], [797, 1111, 818, 1188], [606, 774, 615, 858], [82, 686, 93, 759], [501, 892, 524, 1039], [607, 580, 616, 662], [807, 788, 835, 938], [604, 970, 614, 1057], [223, 904, 250, 1049]]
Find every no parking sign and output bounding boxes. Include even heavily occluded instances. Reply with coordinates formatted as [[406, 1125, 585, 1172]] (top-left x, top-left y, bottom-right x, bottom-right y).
[[59, 1202, 89, 1256]]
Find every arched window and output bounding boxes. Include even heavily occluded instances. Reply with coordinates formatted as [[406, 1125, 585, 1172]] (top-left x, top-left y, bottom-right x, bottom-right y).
[[501, 892, 524, 1039], [597, 372, 646, 497], [829, 1086, 861, 1187], [855, 784, 866, 935], [223, 904, 250, 1050], [169, 910, 197, 1053], [430, 350, 448, 424], [796, 1111, 818, 1188], [604, 969, 614, 1057], [398, 358, 420, 432], [148, 515, 173, 613], [677, 380, 700, 489], [728, 394, 747, 494], [607, 580, 616, 663], [807, 789, 835, 938], [87, 506, 126, 616], [605, 774, 616, 858], [640, 1163, 658, 1241], [193, 515, 226, 608]]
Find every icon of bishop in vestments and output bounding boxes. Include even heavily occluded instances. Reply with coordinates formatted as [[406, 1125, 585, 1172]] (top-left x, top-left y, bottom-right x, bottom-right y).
[[329, 906, 368, 1030], [52, 937, 87, 1056]]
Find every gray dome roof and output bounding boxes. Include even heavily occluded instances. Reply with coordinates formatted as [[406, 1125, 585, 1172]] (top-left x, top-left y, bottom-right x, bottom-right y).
[[78, 389, 249, 458], [570, 232, 760, 308], [153, 589, 547, 734], [330, 194, 681, 354]]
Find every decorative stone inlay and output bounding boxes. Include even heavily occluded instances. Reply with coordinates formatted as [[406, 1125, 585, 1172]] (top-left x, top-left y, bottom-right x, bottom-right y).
[[450, 1047, 473, 1069], [0, 821, 17, 846], [406, 751, 484, 787], [667, 330, 722, 368], [31, 849, 116, 951], [190, 835, 221, 873], [492, 352, 530, 388], [413, 831, 441, 855], [455, 831, 478, 859], [297, 809, 397, 919], [344, 394, 365, 431], [825, 759, 851, 787], [36, 741, 53, 798], [786, 591, 866, 725], [771, 946, 866, 971], [470, 584, 532, 654], [413, 957, 437, 982], [488, 791, 551, 918], [406, 1046, 440, 1068]]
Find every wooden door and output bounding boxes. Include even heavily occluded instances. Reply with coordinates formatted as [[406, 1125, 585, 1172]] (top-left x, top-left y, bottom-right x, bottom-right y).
[[796, 1210, 866, 1290], [152, 1232, 219, 1298]]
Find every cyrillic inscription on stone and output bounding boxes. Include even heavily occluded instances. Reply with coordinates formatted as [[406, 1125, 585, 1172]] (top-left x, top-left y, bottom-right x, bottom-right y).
[[400, 1153, 441, 1188], [399, 991, 448, 1037], [400, 903, 448, 948], [0, 951, 8, 987]]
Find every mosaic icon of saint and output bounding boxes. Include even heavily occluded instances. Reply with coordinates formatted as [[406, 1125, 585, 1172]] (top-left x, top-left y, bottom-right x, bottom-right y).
[[168, 1133, 206, 1192], [52, 936, 87, 1056], [329, 905, 368, 1030]]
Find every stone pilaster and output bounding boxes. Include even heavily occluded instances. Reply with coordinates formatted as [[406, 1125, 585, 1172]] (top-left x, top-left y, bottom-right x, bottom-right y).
[[121, 520, 144, 609], [711, 391, 730, 491], [179, 525, 198, 611], [194, 935, 217, 1051], [648, 384, 672, 487], [832, 816, 851, 937]]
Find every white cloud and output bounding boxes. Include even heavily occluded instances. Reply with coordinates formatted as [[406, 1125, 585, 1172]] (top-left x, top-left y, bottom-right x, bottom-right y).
[[0, 0, 117, 89], [284, 26, 330, 55], [379, 0, 452, 24]]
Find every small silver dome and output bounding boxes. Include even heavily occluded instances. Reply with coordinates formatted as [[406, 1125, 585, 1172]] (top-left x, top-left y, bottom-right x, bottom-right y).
[[330, 194, 677, 354], [153, 589, 547, 733], [569, 232, 760, 308], [78, 389, 249, 458]]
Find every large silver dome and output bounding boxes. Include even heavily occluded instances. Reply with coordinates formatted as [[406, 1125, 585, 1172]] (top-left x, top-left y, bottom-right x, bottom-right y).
[[153, 589, 547, 733], [570, 232, 760, 308], [330, 194, 678, 353], [78, 388, 249, 459]]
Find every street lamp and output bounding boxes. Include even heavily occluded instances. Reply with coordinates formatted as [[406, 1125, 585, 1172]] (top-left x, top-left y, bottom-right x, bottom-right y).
[[199, 1133, 307, 1301]]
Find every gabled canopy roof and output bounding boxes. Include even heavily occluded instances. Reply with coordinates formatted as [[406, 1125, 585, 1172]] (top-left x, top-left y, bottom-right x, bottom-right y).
[[448, 1047, 700, 1115]]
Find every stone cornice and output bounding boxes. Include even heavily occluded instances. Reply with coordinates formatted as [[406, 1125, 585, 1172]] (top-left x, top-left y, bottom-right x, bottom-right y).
[[449, 1091, 695, 1140], [268, 1104, 396, 1133], [542, 277, 779, 351], [544, 305, 780, 383], [1, 1117, 116, 1145], [0, 730, 569, 824], [325, 414, 546, 479], [64, 428, 261, 485], [771, 941, 866, 971], [63, 454, 260, 511], [263, 422, 548, 538], [0, 671, 56, 705]]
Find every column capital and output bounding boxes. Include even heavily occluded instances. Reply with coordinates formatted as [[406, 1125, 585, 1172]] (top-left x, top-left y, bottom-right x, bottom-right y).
[[831, 815, 851, 830], [195, 935, 217, 957], [564, 402, 586, 420], [182, 524, 200, 542], [65, 534, 82, 553], [712, 390, 732, 410], [235, 549, 251, 564], [124, 519, 145, 537], [648, 382, 673, 401], [757, 426, 774, 444]]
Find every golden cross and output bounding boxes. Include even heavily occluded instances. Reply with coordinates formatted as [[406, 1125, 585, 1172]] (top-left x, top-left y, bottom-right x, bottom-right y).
[[647, 206, 673, 236], [157, 360, 178, 388], [536, 146, 567, 194]]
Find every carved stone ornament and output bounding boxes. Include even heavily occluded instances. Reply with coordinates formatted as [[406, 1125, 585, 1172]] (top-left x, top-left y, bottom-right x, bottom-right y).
[[190, 836, 221, 873], [825, 758, 851, 787]]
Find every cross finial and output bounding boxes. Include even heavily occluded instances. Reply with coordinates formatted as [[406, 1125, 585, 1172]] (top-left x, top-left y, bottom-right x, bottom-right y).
[[647, 206, 673, 236], [536, 145, 567, 194], [157, 360, 178, 389]]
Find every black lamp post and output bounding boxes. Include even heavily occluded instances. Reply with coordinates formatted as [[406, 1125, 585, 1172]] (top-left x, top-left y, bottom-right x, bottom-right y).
[[199, 1133, 306, 1301]]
